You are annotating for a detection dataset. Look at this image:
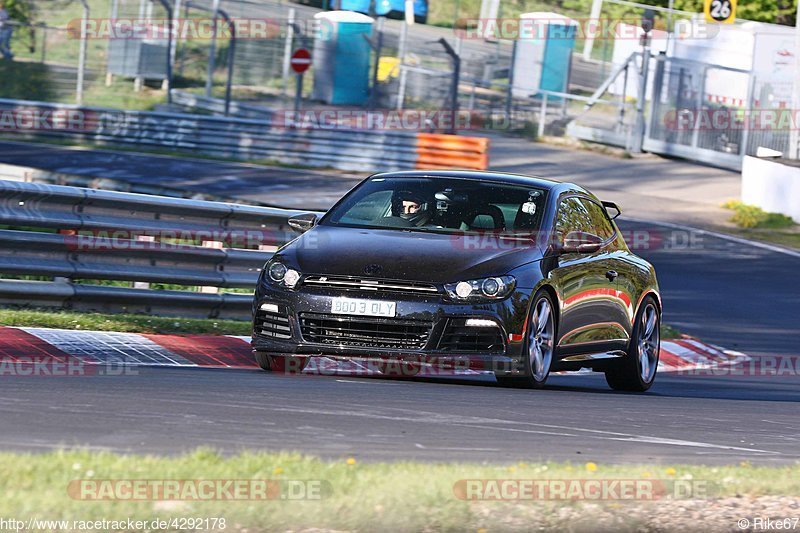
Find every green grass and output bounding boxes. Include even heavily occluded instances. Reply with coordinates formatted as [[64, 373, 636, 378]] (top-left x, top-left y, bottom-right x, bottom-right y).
[[0, 449, 797, 532], [0, 308, 250, 335], [660, 324, 681, 340]]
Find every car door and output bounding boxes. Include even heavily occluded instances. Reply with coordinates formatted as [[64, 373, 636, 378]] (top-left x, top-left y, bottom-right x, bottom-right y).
[[549, 196, 629, 354]]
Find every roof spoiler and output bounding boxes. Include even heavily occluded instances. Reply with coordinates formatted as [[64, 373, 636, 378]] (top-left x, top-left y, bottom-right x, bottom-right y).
[[602, 201, 621, 220]]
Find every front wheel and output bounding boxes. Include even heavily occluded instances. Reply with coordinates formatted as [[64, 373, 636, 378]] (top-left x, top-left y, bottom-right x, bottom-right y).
[[497, 291, 556, 389], [254, 353, 308, 374], [605, 296, 661, 392]]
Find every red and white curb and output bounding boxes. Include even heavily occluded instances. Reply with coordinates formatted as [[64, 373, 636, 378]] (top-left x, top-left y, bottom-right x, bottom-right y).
[[0, 326, 752, 377]]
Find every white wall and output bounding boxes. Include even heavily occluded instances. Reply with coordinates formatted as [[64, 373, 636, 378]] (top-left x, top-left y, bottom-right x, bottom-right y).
[[741, 156, 800, 223]]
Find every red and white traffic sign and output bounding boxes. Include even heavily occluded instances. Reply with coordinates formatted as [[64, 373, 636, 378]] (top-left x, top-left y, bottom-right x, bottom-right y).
[[290, 48, 312, 74]]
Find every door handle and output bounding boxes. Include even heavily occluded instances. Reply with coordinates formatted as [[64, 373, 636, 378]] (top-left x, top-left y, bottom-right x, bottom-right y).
[[606, 270, 618, 282]]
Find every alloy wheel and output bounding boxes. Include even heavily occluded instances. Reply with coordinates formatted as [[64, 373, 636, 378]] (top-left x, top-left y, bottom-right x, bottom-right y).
[[638, 303, 660, 383], [529, 298, 555, 381]]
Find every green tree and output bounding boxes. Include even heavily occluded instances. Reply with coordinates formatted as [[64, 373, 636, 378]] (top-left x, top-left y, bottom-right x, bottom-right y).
[[3, 0, 34, 24]]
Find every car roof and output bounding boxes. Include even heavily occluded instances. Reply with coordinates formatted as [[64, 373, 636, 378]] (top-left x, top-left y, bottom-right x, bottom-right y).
[[370, 170, 591, 197]]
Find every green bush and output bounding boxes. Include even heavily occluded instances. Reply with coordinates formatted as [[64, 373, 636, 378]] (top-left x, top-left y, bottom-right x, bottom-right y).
[[722, 200, 796, 229]]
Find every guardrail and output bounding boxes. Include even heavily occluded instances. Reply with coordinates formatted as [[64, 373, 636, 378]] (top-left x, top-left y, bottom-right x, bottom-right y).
[[0, 98, 490, 172], [0, 180, 324, 319]]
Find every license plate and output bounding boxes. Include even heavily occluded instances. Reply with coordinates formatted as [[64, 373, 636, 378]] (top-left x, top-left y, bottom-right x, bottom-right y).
[[330, 297, 396, 317]]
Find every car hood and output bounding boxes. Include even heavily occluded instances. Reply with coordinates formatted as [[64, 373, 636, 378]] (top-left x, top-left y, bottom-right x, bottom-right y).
[[280, 225, 543, 284]]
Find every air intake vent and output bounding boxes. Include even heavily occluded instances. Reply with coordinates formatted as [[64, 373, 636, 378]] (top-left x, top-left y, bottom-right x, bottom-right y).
[[438, 319, 505, 353], [300, 313, 432, 350], [254, 305, 292, 339]]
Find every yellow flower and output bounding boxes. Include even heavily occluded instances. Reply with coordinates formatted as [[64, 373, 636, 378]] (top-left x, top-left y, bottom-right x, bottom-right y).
[[273, 467, 284, 475], [585, 462, 598, 472], [642, 472, 652, 478], [665, 467, 677, 476], [346, 457, 357, 465], [507, 466, 517, 473], [518, 462, 528, 469], [740, 461, 750, 468], [477, 529, 488, 533]]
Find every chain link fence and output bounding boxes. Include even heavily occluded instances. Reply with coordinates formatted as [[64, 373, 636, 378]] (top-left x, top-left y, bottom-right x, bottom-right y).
[[2, 0, 798, 169]]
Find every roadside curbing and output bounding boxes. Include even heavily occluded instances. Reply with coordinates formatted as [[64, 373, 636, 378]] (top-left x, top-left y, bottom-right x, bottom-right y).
[[0, 326, 750, 377]]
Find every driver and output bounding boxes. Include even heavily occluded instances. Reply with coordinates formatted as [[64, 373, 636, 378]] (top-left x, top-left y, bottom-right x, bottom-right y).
[[393, 190, 431, 226]]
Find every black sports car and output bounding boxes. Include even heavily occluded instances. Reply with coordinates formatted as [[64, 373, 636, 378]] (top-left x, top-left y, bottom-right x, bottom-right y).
[[252, 170, 662, 391]]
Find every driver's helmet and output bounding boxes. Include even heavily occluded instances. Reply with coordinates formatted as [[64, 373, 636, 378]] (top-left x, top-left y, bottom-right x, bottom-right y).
[[392, 190, 431, 226]]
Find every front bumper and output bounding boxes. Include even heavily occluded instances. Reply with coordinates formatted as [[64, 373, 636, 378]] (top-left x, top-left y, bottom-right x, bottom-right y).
[[251, 282, 533, 375]]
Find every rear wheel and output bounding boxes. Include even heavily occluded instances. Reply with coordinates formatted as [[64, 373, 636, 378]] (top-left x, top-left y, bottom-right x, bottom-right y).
[[605, 296, 660, 392], [497, 291, 556, 389], [254, 353, 308, 374]]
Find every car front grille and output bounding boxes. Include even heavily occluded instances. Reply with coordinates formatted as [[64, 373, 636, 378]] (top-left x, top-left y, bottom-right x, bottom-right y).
[[302, 276, 439, 296], [254, 305, 292, 339], [438, 319, 506, 353], [299, 313, 432, 350]]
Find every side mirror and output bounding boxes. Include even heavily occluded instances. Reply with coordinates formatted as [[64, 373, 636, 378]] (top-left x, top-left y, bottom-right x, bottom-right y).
[[601, 201, 621, 220], [560, 231, 604, 254], [288, 213, 317, 234]]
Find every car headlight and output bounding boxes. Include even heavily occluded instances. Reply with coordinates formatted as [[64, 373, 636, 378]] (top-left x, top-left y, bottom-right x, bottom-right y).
[[444, 275, 516, 302], [265, 260, 301, 289]]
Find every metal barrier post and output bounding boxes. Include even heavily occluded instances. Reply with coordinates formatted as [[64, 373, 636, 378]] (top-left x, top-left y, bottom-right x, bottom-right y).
[[505, 40, 517, 122], [630, 39, 651, 153], [396, 18, 408, 110], [538, 93, 547, 138], [76, 0, 89, 104], [282, 8, 296, 96], [369, 17, 385, 110], [438, 38, 460, 135], [618, 63, 629, 131], [740, 73, 756, 157], [205, 0, 221, 98], [153, 0, 174, 104]]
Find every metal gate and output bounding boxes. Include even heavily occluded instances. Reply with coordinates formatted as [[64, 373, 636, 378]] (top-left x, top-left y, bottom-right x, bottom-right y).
[[643, 55, 750, 170], [571, 54, 792, 170]]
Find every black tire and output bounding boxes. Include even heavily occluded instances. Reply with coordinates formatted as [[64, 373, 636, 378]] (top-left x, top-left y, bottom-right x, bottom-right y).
[[414, 14, 427, 24], [254, 354, 308, 374], [605, 296, 661, 392], [254, 352, 272, 372], [496, 290, 557, 389]]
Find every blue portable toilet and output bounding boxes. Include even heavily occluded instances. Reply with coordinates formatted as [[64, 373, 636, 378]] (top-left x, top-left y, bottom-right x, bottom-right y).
[[511, 12, 578, 99], [312, 11, 374, 105]]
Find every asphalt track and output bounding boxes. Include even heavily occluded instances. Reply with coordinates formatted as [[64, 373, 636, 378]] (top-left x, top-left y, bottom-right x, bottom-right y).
[[0, 219, 797, 464]]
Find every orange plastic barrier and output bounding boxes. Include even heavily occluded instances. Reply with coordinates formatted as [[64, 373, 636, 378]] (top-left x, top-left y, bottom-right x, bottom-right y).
[[415, 133, 489, 170]]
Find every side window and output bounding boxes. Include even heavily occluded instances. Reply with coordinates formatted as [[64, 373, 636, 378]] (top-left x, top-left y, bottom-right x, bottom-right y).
[[554, 197, 590, 238], [555, 197, 616, 241], [577, 198, 616, 241]]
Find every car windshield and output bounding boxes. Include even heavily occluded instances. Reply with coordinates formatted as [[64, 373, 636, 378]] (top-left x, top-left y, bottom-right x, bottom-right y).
[[322, 176, 548, 235]]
